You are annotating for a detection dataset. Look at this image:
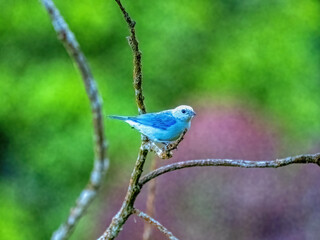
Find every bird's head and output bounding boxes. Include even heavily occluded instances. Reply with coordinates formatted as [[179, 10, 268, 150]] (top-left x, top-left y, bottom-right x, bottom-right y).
[[172, 105, 196, 122]]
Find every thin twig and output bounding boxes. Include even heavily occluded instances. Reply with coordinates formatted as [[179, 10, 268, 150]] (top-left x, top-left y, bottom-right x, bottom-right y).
[[139, 153, 320, 186], [166, 129, 188, 151], [41, 1, 108, 239], [143, 157, 157, 240], [149, 130, 188, 159], [97, 1, 148, 239], [133, 208, 179, 240]]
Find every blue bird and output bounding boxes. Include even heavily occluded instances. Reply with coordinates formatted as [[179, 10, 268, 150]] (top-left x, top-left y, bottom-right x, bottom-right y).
[[109, 105, 196, 143]]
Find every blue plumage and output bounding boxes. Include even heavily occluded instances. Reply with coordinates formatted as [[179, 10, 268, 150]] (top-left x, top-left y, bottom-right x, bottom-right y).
[[109, 105, 196, 143], [127, 112, 176, 130]]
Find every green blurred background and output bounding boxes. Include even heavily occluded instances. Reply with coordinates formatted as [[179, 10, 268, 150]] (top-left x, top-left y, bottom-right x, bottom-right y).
[[0, 0, 319, 239]]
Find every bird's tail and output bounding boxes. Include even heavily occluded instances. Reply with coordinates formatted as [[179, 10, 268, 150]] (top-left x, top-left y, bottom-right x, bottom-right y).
[[108, 115, 129, 121]]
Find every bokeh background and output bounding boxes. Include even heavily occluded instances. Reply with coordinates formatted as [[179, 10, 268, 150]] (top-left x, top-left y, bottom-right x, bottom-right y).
[[1, 0, 320, 239]]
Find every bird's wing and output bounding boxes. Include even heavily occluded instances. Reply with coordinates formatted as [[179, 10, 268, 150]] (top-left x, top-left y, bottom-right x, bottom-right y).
[[128, 111, 176, 130]]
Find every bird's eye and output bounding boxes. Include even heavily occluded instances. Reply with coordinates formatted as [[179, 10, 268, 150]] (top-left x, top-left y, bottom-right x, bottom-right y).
[[181, 109, 186, 114]]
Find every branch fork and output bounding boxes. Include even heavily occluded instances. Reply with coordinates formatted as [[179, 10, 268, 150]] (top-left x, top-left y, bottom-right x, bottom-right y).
[[42, 1, 320, 240]]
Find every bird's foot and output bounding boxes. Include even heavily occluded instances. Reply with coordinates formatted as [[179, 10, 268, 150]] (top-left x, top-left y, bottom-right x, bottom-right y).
[[148, 129, 188, 159]]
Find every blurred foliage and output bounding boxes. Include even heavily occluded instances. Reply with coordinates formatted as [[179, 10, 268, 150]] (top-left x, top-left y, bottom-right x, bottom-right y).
[[0, 0, 319, 239]]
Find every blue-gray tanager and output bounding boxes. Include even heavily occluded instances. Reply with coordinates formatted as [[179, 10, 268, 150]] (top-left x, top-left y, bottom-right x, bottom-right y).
[[109, 105, 196, 143]]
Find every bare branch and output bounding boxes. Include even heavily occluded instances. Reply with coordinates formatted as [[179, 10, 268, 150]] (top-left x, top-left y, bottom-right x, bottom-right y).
[[139, 153, 320, 186], [40, 1, 108, 239], [98, 1, 148, 238], [143, 157, 157, 240], [133, 208, 179, 240], [114, 0, 146, 114], [98, 147, 148, 240]]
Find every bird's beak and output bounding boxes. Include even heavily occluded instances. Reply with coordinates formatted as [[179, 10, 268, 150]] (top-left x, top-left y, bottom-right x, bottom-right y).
[[192, 111, 196, 117]]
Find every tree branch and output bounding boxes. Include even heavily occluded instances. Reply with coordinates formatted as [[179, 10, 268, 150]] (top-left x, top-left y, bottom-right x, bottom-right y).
[[41, 1, 320, 240], [41, 1, 109, 239], [98, 146, 148, 240], [142, 157, 157, 240], [97, 1, 148, 239], [114, 0, 146, 114], [139, 153, 320, 186], [133, 208, 179, 240]]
